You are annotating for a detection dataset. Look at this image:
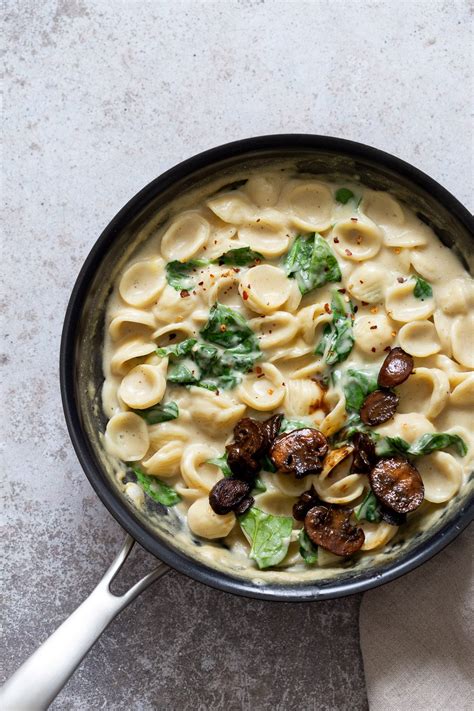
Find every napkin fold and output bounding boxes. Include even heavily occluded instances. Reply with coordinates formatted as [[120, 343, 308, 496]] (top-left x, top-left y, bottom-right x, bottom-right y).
[[359, 529, 473, 710]]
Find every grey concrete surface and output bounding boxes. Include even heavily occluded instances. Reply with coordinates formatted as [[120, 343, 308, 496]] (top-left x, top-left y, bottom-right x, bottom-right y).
[[2, 1, 472, 709]]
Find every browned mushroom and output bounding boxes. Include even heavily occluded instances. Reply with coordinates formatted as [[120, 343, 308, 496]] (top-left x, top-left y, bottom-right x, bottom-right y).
[[233, 495, 255, 516], [304, 505, 365, 556], [379, 505, 407, 526], [369, 456, 424, 513], [360, 390, 399, 426], [269, 428, 329, 479], [209, 478, 251, 515], [292, 484, 323, 521], [262, 413, 284, 448], [351, 432, 376, 473], [226, 417, 266, 480], [378, 347, 414, 388], [233, 417, 266, 454]]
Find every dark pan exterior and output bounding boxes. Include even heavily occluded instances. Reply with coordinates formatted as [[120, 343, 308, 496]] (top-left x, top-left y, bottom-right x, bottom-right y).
[[60, 135, 474, 601]]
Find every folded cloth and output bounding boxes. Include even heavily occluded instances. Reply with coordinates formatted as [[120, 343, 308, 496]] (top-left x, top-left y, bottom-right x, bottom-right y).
[[359, 529, 473, 711]]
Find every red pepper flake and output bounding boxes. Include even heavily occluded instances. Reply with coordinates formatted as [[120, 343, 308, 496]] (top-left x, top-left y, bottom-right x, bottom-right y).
[[215, 389, 220, 396], [198, 281, 204, 286], [220, 324, 227, 332], [324, 302, 331, 314], [333, 237, 340, 243], [371, 347, 376, 352], [255, 366, 263, 374], [397, 276, 405, 283], [345, 248, 353, 257], [233, 268, 241, 273], [370, 325, 378, 330], [180, 289, 190, 298], [337, 288, 346, 294], [242, 290, 249, 300], [257, 373, 265, 379]]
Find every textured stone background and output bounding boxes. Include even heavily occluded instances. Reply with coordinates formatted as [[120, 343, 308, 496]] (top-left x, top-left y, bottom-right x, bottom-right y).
[[2, 1, 472, 709]]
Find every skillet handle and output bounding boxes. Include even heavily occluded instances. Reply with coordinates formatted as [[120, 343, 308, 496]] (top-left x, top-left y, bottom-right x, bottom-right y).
[[1, 535, 169, 710]]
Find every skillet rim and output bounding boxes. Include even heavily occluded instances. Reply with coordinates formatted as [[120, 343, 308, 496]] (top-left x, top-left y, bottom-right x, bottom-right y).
[[59, 133, 474, 601]]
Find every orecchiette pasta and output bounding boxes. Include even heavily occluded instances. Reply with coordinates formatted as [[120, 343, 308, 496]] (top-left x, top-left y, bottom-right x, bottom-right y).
[[385, 280, 435, 322], [105, 412, 149, 461], [284, 180, 334, 232], [187, 497, 236, 539], [240, 264, 292, 314], [237, 363, 286, 411], [250, 311, 300, 349], [119, 259, 166, 307], [398, 320, 441, 358], [160, 212, 210, 261], [101, 171, 472, 578], [332, 217, 383, 261], [118, 364, 167, 409]]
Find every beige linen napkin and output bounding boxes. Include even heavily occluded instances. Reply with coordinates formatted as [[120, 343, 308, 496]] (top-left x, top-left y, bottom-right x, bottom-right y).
[[360, 529, 473, 711]]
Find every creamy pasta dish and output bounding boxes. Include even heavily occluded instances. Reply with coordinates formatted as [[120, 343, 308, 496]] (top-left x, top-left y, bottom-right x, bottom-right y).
[[102, 171, 474, 575]]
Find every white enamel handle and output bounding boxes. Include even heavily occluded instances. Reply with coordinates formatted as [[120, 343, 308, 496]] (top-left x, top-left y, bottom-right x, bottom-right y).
[[1, 536, 169, 710]]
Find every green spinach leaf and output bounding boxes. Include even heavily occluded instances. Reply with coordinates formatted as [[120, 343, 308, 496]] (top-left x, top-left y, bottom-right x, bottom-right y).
[[355, 490, 381, 522], [131, 465, 181, 506], [166, 260, 209, 291], [239, 507, 293, 569], [156, 306, 260, 391], [156, 338, 197, 359], [343, 368, 379, 412], [299, 530, 318, 564], [376, 433, 467, 458], [167, 361, 200, 385], [252, 476, 267, 494], [412, 275, 433, 300], [284, 233, 341, 295], [207, 453, 232, 477], [335, 187, 355, 205], [315, 290, 355, 366], [212, 246, 263, 266], [261, 453, 277, 472], [200, 302, 258, 348], [134, 401, 179, 425], [279, 418, 310, 433]]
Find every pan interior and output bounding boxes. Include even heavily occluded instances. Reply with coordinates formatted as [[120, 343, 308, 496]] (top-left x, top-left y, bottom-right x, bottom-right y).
[[66, 142, 473, 598]]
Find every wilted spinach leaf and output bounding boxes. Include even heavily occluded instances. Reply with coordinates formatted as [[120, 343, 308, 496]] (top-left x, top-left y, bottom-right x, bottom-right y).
[[212, 246, 263, 266], [412, 275, 433, 300], [201, 303, 258, 348], [134, 401, 179, 425], [279, 418, 311, 433], [376, 433, 467, 458], [284, 233, 341, 295], [299, 530, 318, 564], [239, 507, 293, 569], [131, 465, 181, 506], [252, 476, 267, 494], [207, 452, 232, 477], [156, 338, 197, 359], [166, 260, 209, 291], [355, 490, 381, 523], [315, 290, 355, 366], [335, 187, 355, 205], [343, 368, 379, 412]]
